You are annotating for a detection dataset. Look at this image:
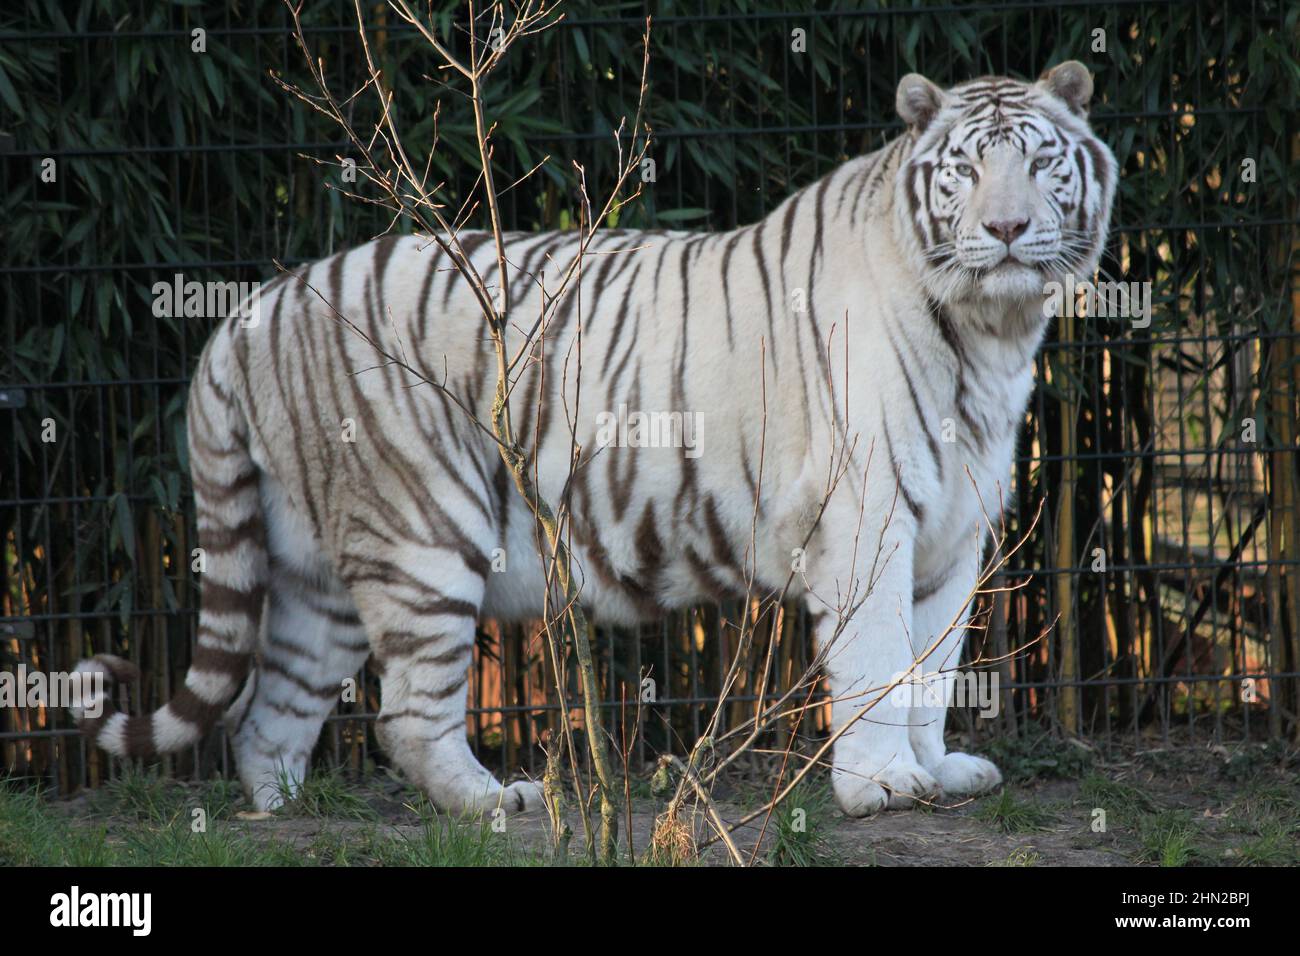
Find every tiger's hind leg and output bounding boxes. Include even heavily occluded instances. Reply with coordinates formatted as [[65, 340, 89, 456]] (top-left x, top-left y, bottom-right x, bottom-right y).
[[226, 478, 369, 811], [343, 542, 542, 816]]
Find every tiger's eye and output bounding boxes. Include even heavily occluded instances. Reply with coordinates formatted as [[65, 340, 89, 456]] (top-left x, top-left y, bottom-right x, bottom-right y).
[[1030, 156, 1052, 173], [954, 163, 975, 177]]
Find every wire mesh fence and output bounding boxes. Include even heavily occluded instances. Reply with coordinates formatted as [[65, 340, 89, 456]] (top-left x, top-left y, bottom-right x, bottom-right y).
[[2, 0, 1298, 794]]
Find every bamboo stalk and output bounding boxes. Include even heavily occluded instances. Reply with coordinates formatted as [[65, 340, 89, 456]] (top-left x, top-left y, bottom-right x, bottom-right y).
[[56, 498, 78, 792], [774, 604, 793, 755], [991, 586, 1017, 737], [504, 621, 518, 770], [1056, 312, 1080, 733], [1266, 437, 1286, 738], [1263, 124, 1300, 739], [1284, 127, 1300, 741]]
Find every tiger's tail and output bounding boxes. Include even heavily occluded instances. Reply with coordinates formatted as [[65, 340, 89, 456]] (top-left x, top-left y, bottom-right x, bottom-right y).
[[73, 333, 267, 757]]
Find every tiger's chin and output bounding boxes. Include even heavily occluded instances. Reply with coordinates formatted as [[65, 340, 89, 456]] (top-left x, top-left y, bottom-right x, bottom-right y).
[[930, 259, 1054, 312], [973, 260, 1046, 303]]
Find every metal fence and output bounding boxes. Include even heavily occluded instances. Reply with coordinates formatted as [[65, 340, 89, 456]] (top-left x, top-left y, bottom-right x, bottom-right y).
[[3, 0, 1298, 794]]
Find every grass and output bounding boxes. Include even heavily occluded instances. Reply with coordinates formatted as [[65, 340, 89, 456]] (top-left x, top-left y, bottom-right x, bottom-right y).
[[1, 783, 308, 866], [88, 768, 187, 823], [1078, 772, 1161, 825], [977, 731, 1094, 783], [4, 745, 1293, 867], [0, 780, 538, 867], [277, 767, 378, 821], [1231, 819, 1298, 866], [765, 780, 840, 866], [86, 768, 242, 825], [118, 824, 312, 866], [974, 789, 1056, 833], [368, 799, 534, 866], [988, 847, 1041, 867], [1135, 811, 1199, 867], [1219, 779, 1300, 865], [1218, 742, 1291, 783], [1, 786, 114, 866], [1225, 779, 1299, 826], [1068, 769, 1299, 867]]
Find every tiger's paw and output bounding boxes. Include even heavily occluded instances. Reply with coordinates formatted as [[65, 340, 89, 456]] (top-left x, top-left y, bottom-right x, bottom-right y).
[[931, 752, 1002, 797], [502, 779, 545, 813], [833, 761, 939, 817]]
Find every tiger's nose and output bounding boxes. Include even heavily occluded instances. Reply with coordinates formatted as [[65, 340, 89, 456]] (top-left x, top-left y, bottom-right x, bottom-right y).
[[983, 218, 1029, 244]]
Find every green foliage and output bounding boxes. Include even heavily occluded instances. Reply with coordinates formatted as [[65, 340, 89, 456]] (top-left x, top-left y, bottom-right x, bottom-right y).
[[1230, 817, 1298, 865], [766, 779, 839, 866], [87, 767, 194, 823], [1078, 772, 1161, 822], [979, 731, 1095, 783], [0, 780, 542, 866], [276, 767, 379, 821], [368, 798, 533, 866], [974, 789, 1056, 833], [987, 846, 1041, 867], [0, 784, 112, 865], [1219, 742, 1291, 782], [1135, 810, 1201, 867]]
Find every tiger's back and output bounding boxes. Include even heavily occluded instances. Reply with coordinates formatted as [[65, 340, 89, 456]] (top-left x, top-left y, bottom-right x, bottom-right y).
[[230, 184, 873, 625]]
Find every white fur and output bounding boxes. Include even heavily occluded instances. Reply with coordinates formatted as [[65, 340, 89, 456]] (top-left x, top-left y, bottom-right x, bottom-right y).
[[160, 70, 1116, 818]]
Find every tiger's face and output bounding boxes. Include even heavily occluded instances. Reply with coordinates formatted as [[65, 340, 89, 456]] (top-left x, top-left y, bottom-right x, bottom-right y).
[[894, 62, 1117, 310]]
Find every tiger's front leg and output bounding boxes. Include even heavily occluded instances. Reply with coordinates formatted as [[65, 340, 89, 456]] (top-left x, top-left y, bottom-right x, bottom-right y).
[[806, 502, 939, 816], [907, 550, 1003, 797]]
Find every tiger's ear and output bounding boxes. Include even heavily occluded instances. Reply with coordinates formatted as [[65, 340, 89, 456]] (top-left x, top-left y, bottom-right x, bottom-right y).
[[1038, 61, 1094, 116], [896, 74, 946, 133]]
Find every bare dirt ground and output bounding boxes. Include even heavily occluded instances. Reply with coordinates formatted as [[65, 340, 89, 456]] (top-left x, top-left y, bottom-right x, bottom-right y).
[[12, 734, 1298, 867]]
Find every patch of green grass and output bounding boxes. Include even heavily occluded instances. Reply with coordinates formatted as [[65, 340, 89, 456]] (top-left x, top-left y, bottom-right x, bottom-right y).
[[1231, 819, 1298, 866], [1217, 781, 1299, 866], [301, 828, 363, 866], [86, 769, 244, 831], [1079, 773, 1161, 826], [117, 823, 310, 866], [196, 777, 243, 821], [978, 732, 1093, 783], [1135, 811, 1200, 867], [368, 799, 535, 866], [88, 768, 190, 823], [1, 780, 549, 867], [766, 781, 839, 866], [974, 789, 1055, 834], [0, 785, 113, 866], [278, 768, 377, 821], [1219, 742, 1291, 783], [3, 783, 316, 865], [989, 846, 1041, 867], [1216, 785, 1300, 868], [1226, 779, 1299, 826]]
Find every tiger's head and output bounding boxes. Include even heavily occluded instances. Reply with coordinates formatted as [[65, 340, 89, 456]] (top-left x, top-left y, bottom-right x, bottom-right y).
[[893, 62, 1117, 313]]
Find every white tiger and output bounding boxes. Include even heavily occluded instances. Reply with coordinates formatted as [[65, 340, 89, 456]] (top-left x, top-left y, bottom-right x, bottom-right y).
[[73, 62, 1116, 817]]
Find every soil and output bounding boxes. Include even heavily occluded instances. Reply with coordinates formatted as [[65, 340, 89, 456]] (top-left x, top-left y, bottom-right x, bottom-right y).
[[37, 736, 1298, 867]]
